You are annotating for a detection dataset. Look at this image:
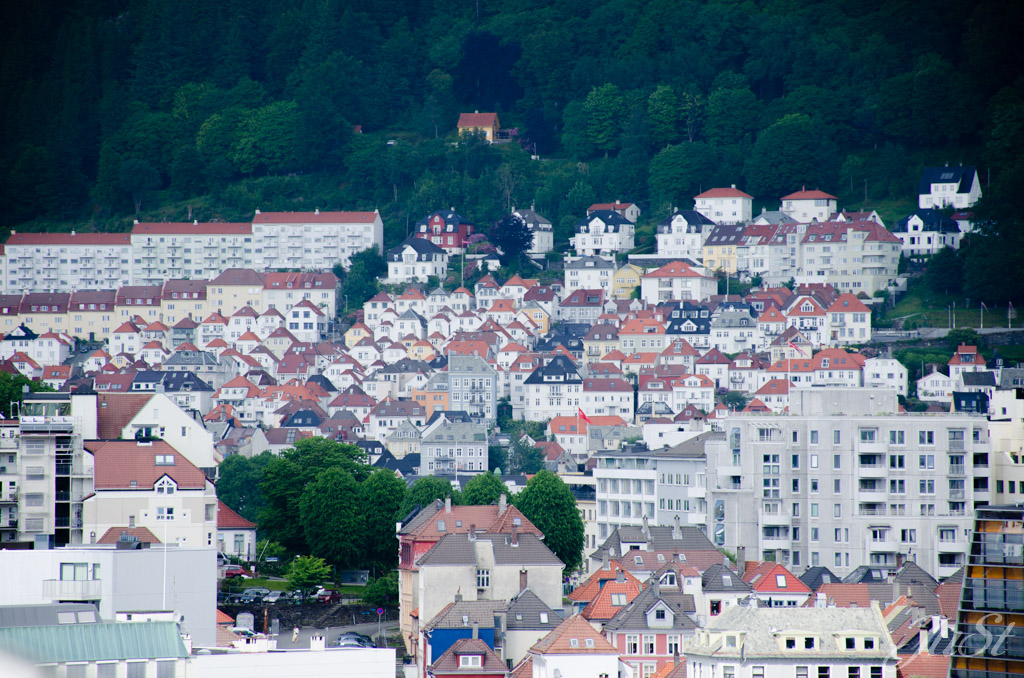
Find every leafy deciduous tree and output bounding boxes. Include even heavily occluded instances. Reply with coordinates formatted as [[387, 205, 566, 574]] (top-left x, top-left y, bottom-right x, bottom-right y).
[[514, 471, 584, 573]]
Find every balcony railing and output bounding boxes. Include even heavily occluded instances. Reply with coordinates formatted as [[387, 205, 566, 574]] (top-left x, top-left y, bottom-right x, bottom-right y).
[[949, 488, 966, 500], [42, 579, 101, 600], [950, 464, 965, 475]]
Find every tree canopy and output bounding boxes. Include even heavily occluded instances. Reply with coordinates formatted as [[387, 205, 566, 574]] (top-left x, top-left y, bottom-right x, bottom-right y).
[[514, 471, 585, 574]]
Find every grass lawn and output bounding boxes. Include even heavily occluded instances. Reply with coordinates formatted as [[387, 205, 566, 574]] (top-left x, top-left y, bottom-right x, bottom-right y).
[[884, 281, 1022, 330]]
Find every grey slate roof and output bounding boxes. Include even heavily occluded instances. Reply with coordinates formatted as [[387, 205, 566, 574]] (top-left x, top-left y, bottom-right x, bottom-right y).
[[603, 583, 698, 632], [596, 524, 718, 559], [701, 563, 752, 593], [892, 209, 959, 234], [960, 371, 996, 387], [417, 533, 563, 568], [423, 600, 505, 632], [565, 255, 616, 270], [688, 605, 897, 659], [650, 431, 718, 459], [0, 603, 100, 629], [505, 589, 561, 631], [799, 566, 840, 591], [387, 237, 446, 261], [919, 165, 977, 196]]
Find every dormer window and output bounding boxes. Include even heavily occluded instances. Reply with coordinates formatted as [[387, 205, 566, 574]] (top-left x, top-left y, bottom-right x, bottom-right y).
[[155, 477, 175, 495], [458, 655, 482, 668]]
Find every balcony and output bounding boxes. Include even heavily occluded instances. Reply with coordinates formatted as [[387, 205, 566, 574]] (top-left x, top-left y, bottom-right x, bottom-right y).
[[949, 464, 965, 475], [948, 439, 965, 452], [858, 464, 886, 479], [42, 579, 101, 601], [949, 488, 966, 500], [54, 516, 83, 528], [20, 417, 75, 434], [857, 488, 887, 503], [762, 512, 791, 527], [762, 537, 792, 551]]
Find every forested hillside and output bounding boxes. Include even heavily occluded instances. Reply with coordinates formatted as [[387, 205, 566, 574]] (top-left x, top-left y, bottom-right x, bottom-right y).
[[2, 0, 1023, 291]]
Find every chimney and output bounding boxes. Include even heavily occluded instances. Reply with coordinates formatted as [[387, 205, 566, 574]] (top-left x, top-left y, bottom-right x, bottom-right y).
[[455, 591, 463, 602], [940, 617, 948, 639], [919, 628, 929, 655], [731, 184, 736, 189], [673, 515, 681, 540], [194, 219, 198, 225], [816, 592, 826, 608], [71, 230, 76, 236], [642, 515, 651, 541], [498, 493, 507, 515], [310, 634, 325, 651], [315, 208, 320, 215], [445, 495, 451, 513], [468, 523, 476, 540], [520, 569, 528, 591], [511, 526, 518, 546], [616, 569, 625, 583], [736, 546, 746, 575], [472, 622, 479, 639]]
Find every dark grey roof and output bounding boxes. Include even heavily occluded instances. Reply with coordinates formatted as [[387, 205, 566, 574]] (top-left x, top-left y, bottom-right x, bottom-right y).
[[565, 255, 616, 270], [386, 237, 447, 261], [0, 604, 100, 629], [701, 563, 752, 593], [704, 223, 746, 245], [595, 524, 718, 560], [164, 350, 220, 366], [575, 210, 631, 233], [656, 210, 716, 233], [426, 410, 473, 425], [422, 600, 505, 632], [603, 584, 698, 632], [649, 431, 716, 459], [798, 566, 839, 591], [374, 358, 433, 375], [523, 355, 583, 386], [892, 209, 959, 234], [160, 370, 213, 393], [416, 533, 563, 568], [919, 165, 977, 195], [960, 371, 996, 387], [513, 208, 552, 229], [505, 589, 561, 630]]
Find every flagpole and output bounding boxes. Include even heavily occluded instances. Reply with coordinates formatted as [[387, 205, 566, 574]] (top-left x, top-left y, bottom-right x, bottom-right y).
[[981, 303, 984, 330]]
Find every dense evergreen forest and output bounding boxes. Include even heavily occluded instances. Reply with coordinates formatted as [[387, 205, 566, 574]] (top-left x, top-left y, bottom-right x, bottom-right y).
[[2, 0, 1023, 300]]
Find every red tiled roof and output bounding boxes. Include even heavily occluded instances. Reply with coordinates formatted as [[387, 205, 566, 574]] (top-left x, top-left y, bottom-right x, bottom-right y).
[[695, 187, 752, 199], [217, 500, 256, 530], [132, 222, 252, 235], [742, 562, 810, 593], [781, 189, 837, 200], [457, 112, 499, 128], [897, 653, 950, 678], [5, 232, 131, 246], [253, 210, 378, 224], [96, 526, 161, 544], [87, 440, 207, 490], [95, 393, 153, 439]]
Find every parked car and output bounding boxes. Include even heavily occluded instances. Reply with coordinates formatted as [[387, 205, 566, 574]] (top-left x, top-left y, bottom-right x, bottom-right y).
[[224, 565, 253, 579], [264, 591, 288, 604], [335, 632, 373, 645], [317, 588, 341, 604], [238, 588, 270, 604]]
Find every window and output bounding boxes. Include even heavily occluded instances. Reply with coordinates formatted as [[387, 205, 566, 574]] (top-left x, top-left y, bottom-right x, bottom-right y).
[[834, 479, 842, 494], [833, 430, 841, 445], [846, 638, 856, 649], [626, 634, 640, 654], [833, 504, 842, 518], [889, 454, 905, 469], [127, 663, 147, 678], [753, 667, 765, 678], [833, 454, 842, 469], [866, 639, 876, 651], [919, 430, 934, 445], [810, 454, 819, 469], [797, 668, 809, 678], [919, 454, 934, 469], [804, 637, 815, 649], [157, 506, 174, 521], [860, 429, 876, 443], [97, 664, 117, 678], [157, 661, 177, 678], [643, 634, 656, 654], [611, 593, 628, 606], [849, 668, 860, 678], [459, 655, 482, 668], [920, 479, 935, 494], [810, 430, 819, 445], [810, 503, 819, 517], [776, 574, 787, 588], [724, 668, 736, 678]]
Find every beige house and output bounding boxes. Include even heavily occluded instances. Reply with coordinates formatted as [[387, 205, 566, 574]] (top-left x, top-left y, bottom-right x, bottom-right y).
[[83, 439, 218, 550]]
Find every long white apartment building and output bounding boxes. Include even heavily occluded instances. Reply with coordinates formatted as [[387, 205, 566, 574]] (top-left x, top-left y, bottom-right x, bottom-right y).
[[2, 210, 384, 293], [712, 387, 989, 580], [2, 231, 132, 293], [131, 221, 253, 285], [252, 209, 383, 270]]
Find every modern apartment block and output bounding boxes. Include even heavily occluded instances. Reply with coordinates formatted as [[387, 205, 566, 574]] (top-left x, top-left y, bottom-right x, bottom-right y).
[[594, 434, 714, 542], [949, 504, 1024, 678], [130, 221, 253, 285], [13, 391, 98, 548], [1, 232, 132, 293], [712, 388, 988, 579], [252, 209, 383, 270]]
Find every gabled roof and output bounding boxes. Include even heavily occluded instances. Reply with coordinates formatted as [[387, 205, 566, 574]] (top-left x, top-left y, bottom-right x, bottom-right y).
[[457, 112, 499, 128], [430, 637, 507, 675], [695, 186, 753, 199], [644, 261, 707, 279], [530, 614, 618, 655], [781, 188, 837, 201], [217, 500, 255, 530], [742, 561, 810, 594], [86, 440, 207, 490], [918, 165, 977, 195]]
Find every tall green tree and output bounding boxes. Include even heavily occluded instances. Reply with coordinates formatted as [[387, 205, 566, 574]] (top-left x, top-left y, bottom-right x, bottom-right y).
[[119, 159, 162, 214], [259, 437, 369, 552], [287, 555, 331, 597], [400, 476, 458, 518], [647, 85, 679, 149], [514, 471, 584, 573], [583, 84, 626, 153], [361, 469, 406, 571], [744, 114, 827, 197], [299, 467, 364, 569], [461, 472, 508, 506], [489, 214, 533, 266], [216, 451, 273, 522]]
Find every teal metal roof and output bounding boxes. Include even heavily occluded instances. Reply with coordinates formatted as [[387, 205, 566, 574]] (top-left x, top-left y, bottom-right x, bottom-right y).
[[0, 621, 187, 664]]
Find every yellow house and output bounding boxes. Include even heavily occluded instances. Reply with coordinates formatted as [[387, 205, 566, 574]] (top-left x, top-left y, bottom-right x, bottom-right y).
[[161, 280, 210, 326], [457, 112, 500, 141], [516, 306, 550, 335], [702, 224, 746, 274], [208, 269, 265, 313], [18, 293, 71, 334], [612, 264, 644, 300], [344, 322, 372, 349], [582, 323, 620, 365], [408, 339, 436, 362], [68, 290, 118, 340]]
